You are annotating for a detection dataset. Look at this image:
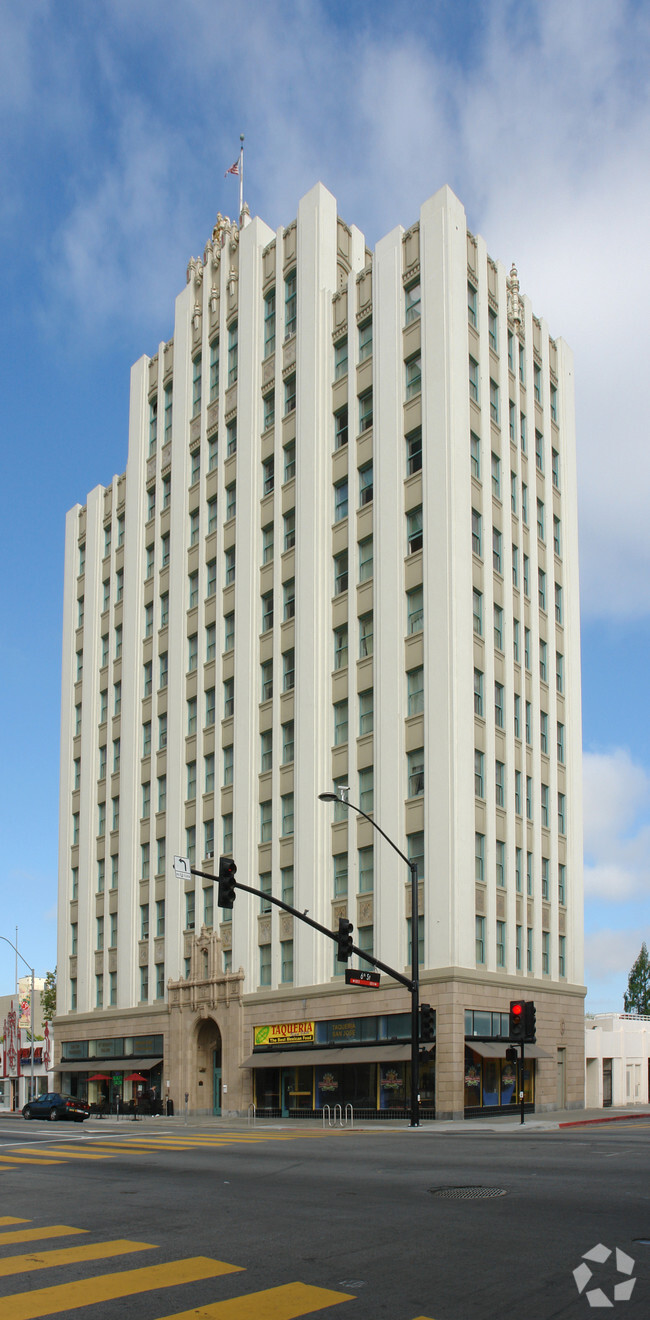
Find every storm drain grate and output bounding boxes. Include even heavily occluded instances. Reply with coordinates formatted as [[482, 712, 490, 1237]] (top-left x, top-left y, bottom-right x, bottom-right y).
[[429, 1185, 507, 1200]]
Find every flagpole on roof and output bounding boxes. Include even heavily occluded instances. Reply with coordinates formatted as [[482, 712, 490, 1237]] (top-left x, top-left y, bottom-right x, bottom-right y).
[[239, 134, 244, 223]]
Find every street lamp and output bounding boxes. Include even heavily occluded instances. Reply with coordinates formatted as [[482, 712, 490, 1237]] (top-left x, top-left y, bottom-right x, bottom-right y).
[[318, 790, 421, 1127], [0, 936, 36, 1104]]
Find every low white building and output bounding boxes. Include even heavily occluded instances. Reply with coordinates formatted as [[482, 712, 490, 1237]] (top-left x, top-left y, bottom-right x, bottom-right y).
[[585, 1014, 650, 1108]]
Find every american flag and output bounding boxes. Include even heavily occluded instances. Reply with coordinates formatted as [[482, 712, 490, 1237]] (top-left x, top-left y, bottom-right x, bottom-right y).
[[225, 159, 239, 177]]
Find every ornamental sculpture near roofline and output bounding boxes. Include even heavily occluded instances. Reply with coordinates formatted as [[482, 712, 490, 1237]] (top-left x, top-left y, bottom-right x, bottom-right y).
[[507, 261, 522, 325]]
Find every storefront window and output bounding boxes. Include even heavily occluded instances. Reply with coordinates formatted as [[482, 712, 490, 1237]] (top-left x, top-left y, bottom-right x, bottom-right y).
[[464, 1046, 534, 1110]]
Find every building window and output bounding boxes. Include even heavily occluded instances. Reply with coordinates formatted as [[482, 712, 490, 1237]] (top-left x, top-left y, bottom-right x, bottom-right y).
[[225, 547, 235, 585], [284, 374, 296, 416], [333, 624, 348, 670], [522, 484, 528, 526], [407, 667, 424, 715], [540, 710, 548, 755], [407, 426, 422, 475], [558, 792, 566, 834], [469, 356, 479, 403], [187, 696, 197, 734], [491, 452, 501, 499], [359, 389, 373, 433], [333, 701, 348, 746], [555, 582, 563, 624], [261, 590, 274, 633], [263, 390, 275, 431], [334, 479, 348, 523], [494, 682, 504, 728], [475, 833, 485, 883], [476, 916, 485, 965], [495, 919, 506, 969], [539, 638, 547, 682], [283, 648, 295, 692], [408, 748, 424, 798], [334, 550, 348, 596], [333, 854, 348, 897], [492, 527, 502, 573], [407, 506, 423, 554], [493, 604, 503, 650], [261, 659, 273, 702], [515, 768, 522, 813], [558, 863, 566, 906], [358, 319, 372, 361], [284, 271, 296, 337], [495, 760, 505, 807], [496, 840, 506, 887], [405, 353, 421, 400], [159, 651, 168, 689], [512, 543, 519, 589], [223, 678, 234, 718], [282, 719, 294, 764], [535, 428, 544, 473], [467, 281, 477, 328], [525, 700, 532, 745], [149, 399, 157, 453], [557, 722, 565, 763], [225, 482, 236, 520], [359, 536, 373, 584], [541, 930, 550, 976], [262, 456, 274, 495], [260, 943, 271, 987], [281, 940, 294, 984], [526, 776, 533, 820], [471, 509, 482, 557], [359, 612, 373, 658], [222, 812, 233, 854], [515, 848, 522, 894], [405, 280, 420, 324], [283, 578, 295, 621], [470, 431, 480, 479], [359, 463, 373, 507], [513, 619, 520, 663], [281, 793, 294, 837], [284, 509, 295, 551], [474, 668, 483, 716], [223, 745, 233, 786], [262, 523, 274, 565], [407, 585, 423, 634], [472, 589, 483, 636], [525, 627, 531, 670], [359, 766, 374, 814], [227, 321, 238, 385], [490, 379, 499, 425], [264, 290, 275, 357], [474, 750, 484, 798], [359, 688, 373, 736], [284, 441, 296, 482], [541, 856, 550, 900], [334, 337, 348, 380], [538, 568, 546, 612], [334, 406, 348, 450], [192, 355, 202, 417]]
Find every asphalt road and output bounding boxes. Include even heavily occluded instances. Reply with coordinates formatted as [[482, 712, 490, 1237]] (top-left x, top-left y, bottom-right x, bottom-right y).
[[0, 1115, 649, 1319]]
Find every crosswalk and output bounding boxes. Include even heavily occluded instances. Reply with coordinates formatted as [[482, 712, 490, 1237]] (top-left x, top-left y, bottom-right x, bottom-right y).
[[0, 1216, 435, 1319], [0, 1128, 339, 1175]]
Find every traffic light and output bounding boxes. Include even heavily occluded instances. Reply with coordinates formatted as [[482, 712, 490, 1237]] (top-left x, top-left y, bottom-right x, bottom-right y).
[[505, 1046, 518, 1063], [509, 999, 526, 1042], [419, 1003, 435, 1042], [524, 1000, 537, 1043], [218, 856, 237, 908], [336, 917, 354, 962]]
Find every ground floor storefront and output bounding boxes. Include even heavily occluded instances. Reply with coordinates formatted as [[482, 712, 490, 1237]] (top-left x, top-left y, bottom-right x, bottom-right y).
[[53, 932, 586, 1119]]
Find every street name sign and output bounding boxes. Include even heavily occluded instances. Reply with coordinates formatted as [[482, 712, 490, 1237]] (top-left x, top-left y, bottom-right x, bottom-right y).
[[173, 855, 191, 881], [345, 969, 380, 988]]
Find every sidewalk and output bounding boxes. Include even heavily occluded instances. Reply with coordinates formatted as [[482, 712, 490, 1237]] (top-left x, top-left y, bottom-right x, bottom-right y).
[[3, 1105, 649, 1133]]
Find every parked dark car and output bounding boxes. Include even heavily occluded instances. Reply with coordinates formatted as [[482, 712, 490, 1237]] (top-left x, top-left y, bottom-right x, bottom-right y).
[[22, 1092, 90, 1122]]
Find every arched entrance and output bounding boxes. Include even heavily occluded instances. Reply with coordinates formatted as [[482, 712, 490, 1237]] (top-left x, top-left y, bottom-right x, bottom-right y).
[[196, 1018, 222, 1115]]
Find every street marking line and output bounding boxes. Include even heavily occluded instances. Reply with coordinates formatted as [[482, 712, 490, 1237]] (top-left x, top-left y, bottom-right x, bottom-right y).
[[11, 1148, 113, 1160], [0, 1239, 153, 1278], [0, 1256, 242, 1320], [0, 1219, 30, 1226], [0, 1226, 87, 1246], [0, 1156, 66, 1166], [154, 1281, 355, 1319]]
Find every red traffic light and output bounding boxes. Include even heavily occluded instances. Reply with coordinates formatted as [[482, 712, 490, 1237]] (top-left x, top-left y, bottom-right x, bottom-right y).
[[509, 999, 526, 1041], [511, 1002, 523, 1017]]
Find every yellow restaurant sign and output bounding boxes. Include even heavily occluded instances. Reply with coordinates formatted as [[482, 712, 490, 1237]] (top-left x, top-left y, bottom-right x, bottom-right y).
[[254, 1021, 315, 1046]]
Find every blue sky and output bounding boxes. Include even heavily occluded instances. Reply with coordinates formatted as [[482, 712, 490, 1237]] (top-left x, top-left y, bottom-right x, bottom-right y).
[[1, 0, 648, 1011]]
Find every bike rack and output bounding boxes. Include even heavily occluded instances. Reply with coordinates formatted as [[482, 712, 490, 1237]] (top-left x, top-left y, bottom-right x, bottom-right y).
[[345, 1104, 354, 1128], [247, 1103, 256, 1127], [323, 1104, 353, 1128]]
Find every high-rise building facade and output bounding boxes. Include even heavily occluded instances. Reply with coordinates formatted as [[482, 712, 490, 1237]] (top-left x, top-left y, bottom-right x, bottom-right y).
[[55, 183, 584, 1118]]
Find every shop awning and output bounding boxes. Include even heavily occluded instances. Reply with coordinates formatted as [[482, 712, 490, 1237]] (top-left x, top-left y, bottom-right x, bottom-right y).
[[59, 1058, 162, 1073], [241, 1044, 413, 1069], [465, 1041, 551, 1059]]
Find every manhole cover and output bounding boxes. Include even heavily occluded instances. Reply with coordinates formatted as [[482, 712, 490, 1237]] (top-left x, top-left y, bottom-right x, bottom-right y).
[[429, 1185, 507, 1200]]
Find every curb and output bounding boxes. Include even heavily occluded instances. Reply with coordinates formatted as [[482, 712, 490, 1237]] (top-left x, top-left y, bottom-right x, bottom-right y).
[[558, 1112, 650, 1129]]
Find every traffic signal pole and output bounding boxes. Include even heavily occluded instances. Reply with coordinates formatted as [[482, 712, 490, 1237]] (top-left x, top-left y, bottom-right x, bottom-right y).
[[520, 1042, 525, 1126]]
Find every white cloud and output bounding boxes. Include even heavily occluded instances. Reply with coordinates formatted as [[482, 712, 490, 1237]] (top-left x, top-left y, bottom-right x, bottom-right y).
[[583, 748, 650, 901], [584, 928, 647, 1012], [4, 0, 650, 617]]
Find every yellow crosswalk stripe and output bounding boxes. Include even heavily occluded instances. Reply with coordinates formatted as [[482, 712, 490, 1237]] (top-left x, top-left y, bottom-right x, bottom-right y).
[[154, 1281, 355, 1319], [0, 1255, 242, 1320], [0, 1156, 65, 1166], [11, 1148, 113, 1160], [0, 1238, 153, 1278], [0, 1226, 86, 1246], [0, 1219, 30, 1226]]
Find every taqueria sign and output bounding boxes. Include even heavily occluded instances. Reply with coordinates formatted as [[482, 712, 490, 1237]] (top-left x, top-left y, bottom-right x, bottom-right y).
[[254, 1021, 315, 1046]]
